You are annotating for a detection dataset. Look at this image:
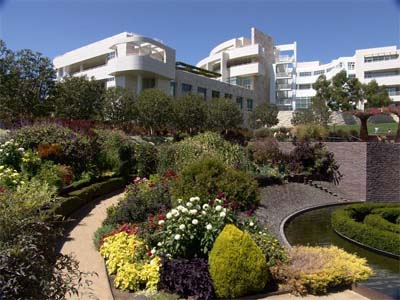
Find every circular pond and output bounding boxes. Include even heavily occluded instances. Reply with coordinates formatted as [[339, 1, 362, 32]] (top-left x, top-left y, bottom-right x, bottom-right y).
[[284, 205, 400, 299]]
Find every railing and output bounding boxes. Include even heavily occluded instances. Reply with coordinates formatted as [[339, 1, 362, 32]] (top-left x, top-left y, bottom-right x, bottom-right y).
[[276, 72, 292, 77], [278, 55, 294, 62], [276, 84, 292, 90], [388, 91, 400, 96]]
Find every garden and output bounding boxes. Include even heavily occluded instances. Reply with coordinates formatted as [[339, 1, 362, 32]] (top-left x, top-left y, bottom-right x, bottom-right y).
[[1, 41, 397, 300]]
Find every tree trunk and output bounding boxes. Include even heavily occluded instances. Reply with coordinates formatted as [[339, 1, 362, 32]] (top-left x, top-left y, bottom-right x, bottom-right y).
[[396, 114, 400, 143], [359, 116, 369, 141]]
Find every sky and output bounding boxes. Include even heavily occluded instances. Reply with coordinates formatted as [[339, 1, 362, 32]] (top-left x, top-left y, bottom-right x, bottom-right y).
[[0, 0, 399, 65]]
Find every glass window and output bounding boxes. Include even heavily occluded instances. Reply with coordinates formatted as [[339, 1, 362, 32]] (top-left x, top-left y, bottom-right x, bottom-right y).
[[314, 70, 325, 76], [348, 62, 355, 70], [297, 84, 311, 90], [224, 93, 232, 99], [212, 90, 220, 98], [197, 87, 207, 100], [170, 81, 176, 97], [236, 97, 243, 110], [365, 70, 400, 78], [246, 99, 253, 111], [182, 83, 192, 93], [143, 78, 155, 90], [299, 72, 312, 77], [107, 52, 116, 61], [348, 74, 356, 79], [295, 97, 312, 110], [364, 54, 399, 63]]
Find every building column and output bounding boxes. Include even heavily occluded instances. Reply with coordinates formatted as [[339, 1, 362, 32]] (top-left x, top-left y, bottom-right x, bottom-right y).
[[137, 74, 142, 95]]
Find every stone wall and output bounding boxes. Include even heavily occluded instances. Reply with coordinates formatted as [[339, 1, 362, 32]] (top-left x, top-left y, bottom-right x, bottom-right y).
[[279, 142, 400, 202], [279, 142, 367, 201], [366, 143, 400, 202]]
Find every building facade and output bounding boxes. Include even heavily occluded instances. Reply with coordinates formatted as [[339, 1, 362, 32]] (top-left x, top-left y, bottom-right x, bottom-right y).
[[53, 29, 400, 125]]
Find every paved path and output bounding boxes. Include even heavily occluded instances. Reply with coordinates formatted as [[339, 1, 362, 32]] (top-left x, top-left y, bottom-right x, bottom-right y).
[[261, 290, 369, 300], [59, 192, 124, 300]]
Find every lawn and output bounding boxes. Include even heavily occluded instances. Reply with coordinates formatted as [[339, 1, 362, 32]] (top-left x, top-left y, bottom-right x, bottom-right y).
[[330, 122, 398, 136]]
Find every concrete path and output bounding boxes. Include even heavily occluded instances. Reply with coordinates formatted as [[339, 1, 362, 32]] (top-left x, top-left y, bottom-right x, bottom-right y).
[[261, 290, 369, 300], [59, 192, 124, 300]]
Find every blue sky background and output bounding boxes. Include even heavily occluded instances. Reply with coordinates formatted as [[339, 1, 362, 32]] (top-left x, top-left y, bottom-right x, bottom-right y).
[[0, 0, 399, 65]]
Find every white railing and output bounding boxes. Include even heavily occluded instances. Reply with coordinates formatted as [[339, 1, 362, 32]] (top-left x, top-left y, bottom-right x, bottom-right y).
[[278, 55, 294, 62], [276, 72, 292, 77]]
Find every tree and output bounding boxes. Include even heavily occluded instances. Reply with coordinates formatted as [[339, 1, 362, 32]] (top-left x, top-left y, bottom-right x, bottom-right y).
[[102, 87, 137, 124], [0, 40, 56, 124], [248, 102, 278, 129], [292, 97, 331, 126], [172, 94, 207, 134], [136, 88, 173, 135], [362, 80, 391, 109], [206, 98, 243, 132], [52, 76, 105, 120]]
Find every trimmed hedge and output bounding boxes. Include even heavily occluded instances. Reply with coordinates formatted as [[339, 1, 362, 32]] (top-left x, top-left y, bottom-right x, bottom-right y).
[[56, 177, 126, 217], [364, 214, 400, 234], [331, 203, 400, 256]]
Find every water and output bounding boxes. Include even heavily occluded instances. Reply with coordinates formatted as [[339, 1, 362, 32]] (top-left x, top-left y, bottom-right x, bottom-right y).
[[284, 205, 400, 299]]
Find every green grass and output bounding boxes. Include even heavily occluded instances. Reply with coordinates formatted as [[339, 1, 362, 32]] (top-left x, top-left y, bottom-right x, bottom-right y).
[[330, 122, 398, 136]]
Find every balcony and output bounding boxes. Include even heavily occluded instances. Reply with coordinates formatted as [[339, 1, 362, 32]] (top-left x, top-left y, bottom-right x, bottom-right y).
[[277, 55, 294, 63], [276, 72, 292, 78], [276, 83, 292, 90], [229, 62, 264, 77]]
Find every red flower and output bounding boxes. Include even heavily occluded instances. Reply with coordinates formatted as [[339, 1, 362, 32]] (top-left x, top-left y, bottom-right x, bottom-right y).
[[0, 188, 4, 194], [157, 215, 165, 221]]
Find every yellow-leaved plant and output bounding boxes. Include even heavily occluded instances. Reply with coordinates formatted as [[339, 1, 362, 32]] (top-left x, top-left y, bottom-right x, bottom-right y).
[[100, 232, 161, 291]]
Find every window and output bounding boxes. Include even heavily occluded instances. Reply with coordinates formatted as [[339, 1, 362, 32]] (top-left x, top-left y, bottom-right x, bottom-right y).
[[365, 69, 400, 78], [364, 54, 399, 63], [197, 87, 207, 100], [236, 97, 243, 110], [212, 90, 220, 98], [314, 70, 325, 76], [348, 62, 355, 70], [326, 67, 334, 73], [387, 86, 400, 96], [224, 93, 232, 99], [348, 74, 356, 79], [295, 97, 312, 110], [228, 76, 252, 89], [170, 81, 176, 97], [297, 84, 311, 90], [182, 83, 192, 93], [107, 52, 116, 60], [227, 57, 257, 68], [246, 99, 253, 111], [299, 72, 312, 77], [143, 78, 155, 90], [106, 77, 115, 82]]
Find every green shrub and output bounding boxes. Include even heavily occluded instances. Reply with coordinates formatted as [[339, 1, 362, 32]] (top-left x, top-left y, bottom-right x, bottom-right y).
[[331, 203, 400, 255], [158, 132, 251, 173], [171, 158, 258, 210], [14, 123, 96, 176], [364, 214, 400, 234], [57, 177, 126, 217], [291, 124, 329, 142], [34, 161, 65, 190], [270, 246, 372, 295], [95, 129, 135, 175], [208, 225, 269, 298], [250, 231, 289, 267], [135, 142, 158, 177], [93, 223, 118, 250]]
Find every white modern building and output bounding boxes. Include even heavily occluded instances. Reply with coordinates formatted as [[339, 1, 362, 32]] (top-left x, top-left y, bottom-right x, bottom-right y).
[[53, 29, 400, 125], [294, 45, 400, 110]]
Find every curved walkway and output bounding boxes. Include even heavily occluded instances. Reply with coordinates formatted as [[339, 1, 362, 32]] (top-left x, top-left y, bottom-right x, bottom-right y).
[[59, 191, 124, 300]]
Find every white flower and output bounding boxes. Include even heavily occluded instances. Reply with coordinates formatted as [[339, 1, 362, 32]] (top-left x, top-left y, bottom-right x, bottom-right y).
[[190, 209, 197, 215], [177, 205, 185, 211], [158, 220, 165, 225], [206, 224, 212, 230], [215, 205, 222, 211], [18, 148, 24, 152], [179, 224, 186, 230], [202, 204, 209, 210], [192, 219, 198, 225], [190, 196, 200, 202], [215, 198, 222, 204], [202, 211, 207, 215], [157, 242, 163, 246], [177, 198, 183, 203], [174, 234, 181, 240], [249, 222, 254, 227], [151, 248, 156, 255], [166, 212, 172, 219], [220, 211, 226, 218], [186, 202, 193, 207], [182, 207, 188, 214], [171, 209, 178, 215]]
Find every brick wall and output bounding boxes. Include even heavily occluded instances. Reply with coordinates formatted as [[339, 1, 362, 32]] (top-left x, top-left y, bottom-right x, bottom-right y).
[[366, 143, 400, 203]]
